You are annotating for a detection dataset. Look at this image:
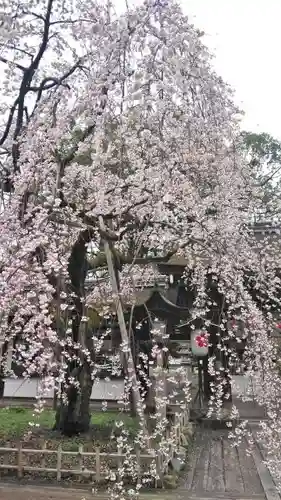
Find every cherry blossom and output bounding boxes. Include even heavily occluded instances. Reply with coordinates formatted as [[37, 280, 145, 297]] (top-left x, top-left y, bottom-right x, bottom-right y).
[[0, 0, 281, 495]]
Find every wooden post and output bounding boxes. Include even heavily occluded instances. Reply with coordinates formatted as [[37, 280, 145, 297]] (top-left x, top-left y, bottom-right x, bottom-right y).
[[155, 349, 166, 420], [41, 441, 47, 470], [135, 446, 141, 482], [57, 444, 62, 481], [17, 441, 23, 479], [156, 452, 163, 488], [176, 414, 181, 447], [95, 447, 101, 482], [117, 445, 122, 472], [78, 444, 83, 480], [98, 216, 146, 423], [6, 343, 13, 372]]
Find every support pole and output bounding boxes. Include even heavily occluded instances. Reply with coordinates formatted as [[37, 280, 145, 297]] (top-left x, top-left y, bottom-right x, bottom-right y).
[[98, 216, 145, 422]]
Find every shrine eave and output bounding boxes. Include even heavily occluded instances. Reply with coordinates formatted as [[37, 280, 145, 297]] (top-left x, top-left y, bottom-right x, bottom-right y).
[[132, 287, 190, 321]]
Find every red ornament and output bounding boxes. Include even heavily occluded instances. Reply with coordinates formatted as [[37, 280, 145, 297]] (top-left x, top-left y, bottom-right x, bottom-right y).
[[276, 323, 281, 330], [195, 333, 208, 348]]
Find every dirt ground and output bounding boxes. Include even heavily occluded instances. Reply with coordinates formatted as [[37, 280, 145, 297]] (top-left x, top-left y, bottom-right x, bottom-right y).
[[0, 484, 95, 500], [0, 484, 167, 500]]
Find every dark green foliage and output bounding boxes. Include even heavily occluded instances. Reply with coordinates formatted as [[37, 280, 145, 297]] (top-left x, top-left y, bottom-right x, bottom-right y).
[[242, 131, 281, 166], [242, 131, 281, 220]]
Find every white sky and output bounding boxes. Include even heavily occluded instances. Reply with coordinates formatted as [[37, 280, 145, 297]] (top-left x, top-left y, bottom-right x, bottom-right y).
[[1, 0, 278, 141], [185, 0, 281, 140], [117, 0, 281, 140]]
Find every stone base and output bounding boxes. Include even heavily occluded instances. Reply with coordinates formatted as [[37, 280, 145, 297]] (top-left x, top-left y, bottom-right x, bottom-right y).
[[190, 406, 236, 429]]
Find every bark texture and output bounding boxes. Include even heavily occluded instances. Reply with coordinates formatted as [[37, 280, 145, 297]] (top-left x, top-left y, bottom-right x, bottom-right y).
[[54, 231, 94, 436]]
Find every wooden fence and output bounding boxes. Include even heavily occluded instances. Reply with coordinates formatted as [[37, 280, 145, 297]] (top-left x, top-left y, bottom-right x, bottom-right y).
[[0, 407, 190, 483], [0, 444, 157, 481]]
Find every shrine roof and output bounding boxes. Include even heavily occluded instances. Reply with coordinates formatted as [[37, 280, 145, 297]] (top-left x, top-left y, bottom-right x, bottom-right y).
[[132, 286, 190, 320]]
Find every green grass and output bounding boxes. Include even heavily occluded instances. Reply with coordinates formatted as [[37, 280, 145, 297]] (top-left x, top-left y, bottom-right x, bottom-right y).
[[0, 407, 138, 440]]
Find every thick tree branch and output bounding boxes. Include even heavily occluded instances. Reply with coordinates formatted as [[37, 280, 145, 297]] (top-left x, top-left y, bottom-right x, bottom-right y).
[[29, 60, 82, 95], [88, 251, 176, 270], [12, 0, 54, 172], [0, 98, 19, 146], [0, 55, 26, 71], [50, 18, 92, 26]]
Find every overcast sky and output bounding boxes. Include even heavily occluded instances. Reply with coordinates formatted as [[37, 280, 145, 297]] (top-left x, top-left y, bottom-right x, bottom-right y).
[[185, 0, 281, 140], [117, 0, 281, 140]]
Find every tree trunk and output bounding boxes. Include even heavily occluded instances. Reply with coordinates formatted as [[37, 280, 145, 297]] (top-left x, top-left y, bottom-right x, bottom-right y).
[[54, 363, 92, 435], [54, 230, 94, 436], [0, 340, 8, 398]]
